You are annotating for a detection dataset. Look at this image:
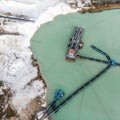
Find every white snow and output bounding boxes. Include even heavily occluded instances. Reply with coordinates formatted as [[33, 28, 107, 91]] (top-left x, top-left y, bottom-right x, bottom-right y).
[[0, 17, 46, 116], [12, 81, 45, 112], [0, 34, 46, 112], [0, 88, 3, 95], [0, 0, 92, 119]]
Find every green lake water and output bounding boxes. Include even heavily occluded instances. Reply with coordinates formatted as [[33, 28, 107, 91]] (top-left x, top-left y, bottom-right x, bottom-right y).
[[31, 10, 120, 120]]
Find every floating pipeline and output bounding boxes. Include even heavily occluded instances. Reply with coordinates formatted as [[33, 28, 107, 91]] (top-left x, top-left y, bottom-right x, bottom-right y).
[[39, 45, 118, 120], [76, 45, 120, 66], [77, 55, 120, 66], [35, 90, 64, 120]]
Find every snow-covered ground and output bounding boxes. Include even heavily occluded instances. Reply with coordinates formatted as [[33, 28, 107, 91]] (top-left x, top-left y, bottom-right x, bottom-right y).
[[0, 0, 92, 119], [0, 19, 47, 120]]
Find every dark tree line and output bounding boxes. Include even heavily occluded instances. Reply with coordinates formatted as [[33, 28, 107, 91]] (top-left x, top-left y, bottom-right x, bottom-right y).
[[92, 0, 120, 4]]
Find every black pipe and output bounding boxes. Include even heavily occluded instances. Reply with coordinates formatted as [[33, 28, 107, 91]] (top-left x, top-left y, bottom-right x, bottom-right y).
[[91, 45, 111, 62], [41, 64, 111, 120], [77, 45, 120, 66], [40, 45, 113, 120], [0, 15, 35, 22], [79, 56, 120, 66]]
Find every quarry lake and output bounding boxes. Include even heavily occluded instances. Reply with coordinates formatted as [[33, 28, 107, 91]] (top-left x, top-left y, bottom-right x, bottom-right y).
[[31, 9, 120, 120]]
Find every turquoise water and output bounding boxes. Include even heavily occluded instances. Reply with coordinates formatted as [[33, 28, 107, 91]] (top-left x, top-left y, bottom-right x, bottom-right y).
[[31, 10, 120, 120]]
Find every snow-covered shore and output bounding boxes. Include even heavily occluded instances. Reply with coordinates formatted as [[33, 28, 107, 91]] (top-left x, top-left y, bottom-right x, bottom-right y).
[[0, 0, 92, 119]]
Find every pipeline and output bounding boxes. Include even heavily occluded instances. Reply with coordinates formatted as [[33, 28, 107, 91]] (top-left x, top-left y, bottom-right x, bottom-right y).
[[41, 65, 111, 120], [79, 56, 120, 66], [0, 15, 35, 22], [40, 45, 117, 120], [76, 45, 120, 66]]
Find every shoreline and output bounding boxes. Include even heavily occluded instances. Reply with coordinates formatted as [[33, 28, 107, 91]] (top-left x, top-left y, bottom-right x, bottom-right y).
[[0, 1, 75, 119]]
